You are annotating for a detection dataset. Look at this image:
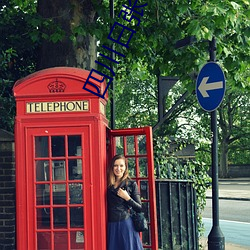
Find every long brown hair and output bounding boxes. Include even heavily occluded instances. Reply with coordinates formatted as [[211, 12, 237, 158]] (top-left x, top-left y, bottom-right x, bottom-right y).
[[107, 154, 130, 187]]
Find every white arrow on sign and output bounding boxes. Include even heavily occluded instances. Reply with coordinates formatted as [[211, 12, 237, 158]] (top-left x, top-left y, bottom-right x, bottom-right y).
[[198, 76, 223, 98]]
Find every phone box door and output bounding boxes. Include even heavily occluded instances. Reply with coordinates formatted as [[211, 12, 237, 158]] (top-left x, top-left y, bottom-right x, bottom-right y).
[[26, 127, 92, 250], [108, 126, 158, 250]]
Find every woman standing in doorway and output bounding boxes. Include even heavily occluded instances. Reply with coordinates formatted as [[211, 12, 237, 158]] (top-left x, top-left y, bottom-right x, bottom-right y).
[[107, 154, 144, 250]]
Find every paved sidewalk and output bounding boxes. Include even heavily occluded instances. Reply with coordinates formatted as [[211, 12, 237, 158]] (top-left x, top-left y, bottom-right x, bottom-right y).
[[203, 178, 250, 249], [200, 238, 250, 250]]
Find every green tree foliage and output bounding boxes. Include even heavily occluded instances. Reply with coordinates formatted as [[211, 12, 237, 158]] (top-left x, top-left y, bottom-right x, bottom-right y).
[[0, 0, 37, 131], [218, 89, 250, 176], [154, 136, 211, 239], [99, 0, 250, 88], [101, 0, 250, 178], [0, 1, 248, 170], [170, 86, 250, 178], [0, 1, 249, 246], [0, 0, 248, 175], [109, 0, 250, 178]]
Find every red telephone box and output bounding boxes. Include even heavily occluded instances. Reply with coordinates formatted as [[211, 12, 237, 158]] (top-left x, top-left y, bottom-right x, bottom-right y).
[[13, 67, 158, 250]]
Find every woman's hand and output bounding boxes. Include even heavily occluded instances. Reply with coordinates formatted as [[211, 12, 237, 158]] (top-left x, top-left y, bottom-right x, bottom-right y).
[[117, 188, 131, 201]]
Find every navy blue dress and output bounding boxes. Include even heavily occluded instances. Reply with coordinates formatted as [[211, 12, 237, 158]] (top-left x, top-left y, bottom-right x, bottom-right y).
[[107, 180, 143, 250]]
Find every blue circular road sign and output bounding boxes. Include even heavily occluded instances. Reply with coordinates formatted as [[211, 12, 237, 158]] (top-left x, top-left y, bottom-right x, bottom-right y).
[[196, 62, 226, 112]]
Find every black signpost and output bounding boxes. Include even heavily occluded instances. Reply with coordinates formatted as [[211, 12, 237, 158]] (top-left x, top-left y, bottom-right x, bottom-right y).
[[196, 37, 225, 250]]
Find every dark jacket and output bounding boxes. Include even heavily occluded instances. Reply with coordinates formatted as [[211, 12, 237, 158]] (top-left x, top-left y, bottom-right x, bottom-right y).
[[107, 179, 142, 222]]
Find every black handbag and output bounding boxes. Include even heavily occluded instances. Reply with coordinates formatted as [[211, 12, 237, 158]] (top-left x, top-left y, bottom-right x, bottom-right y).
[[131, 210, 148, 232]]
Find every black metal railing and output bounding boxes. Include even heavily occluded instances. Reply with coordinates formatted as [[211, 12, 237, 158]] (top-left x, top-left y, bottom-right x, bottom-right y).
[[156, 179, 198, 250]]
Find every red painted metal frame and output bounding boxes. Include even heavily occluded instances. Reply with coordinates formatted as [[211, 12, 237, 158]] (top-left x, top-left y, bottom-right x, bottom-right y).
[[109, 126, 158, 250], [26, 127, 91, 250], [17, 122, 108, 250], [14, 67, 108, 250]]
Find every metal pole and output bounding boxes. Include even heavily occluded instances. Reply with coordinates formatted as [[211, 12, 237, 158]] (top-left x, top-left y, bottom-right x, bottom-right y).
[[110, 0, 115, 129], [157, 76, 162, 123], [208, 37, 225, 250]]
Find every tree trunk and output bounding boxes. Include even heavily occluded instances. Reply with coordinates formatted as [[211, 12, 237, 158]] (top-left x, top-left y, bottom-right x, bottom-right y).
[[219, 139, 229, 178], [37, 0, 100, 70]]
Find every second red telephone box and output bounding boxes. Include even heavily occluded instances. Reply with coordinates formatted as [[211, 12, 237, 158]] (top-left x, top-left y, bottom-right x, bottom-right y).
[[13, 67, 158, 250]]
